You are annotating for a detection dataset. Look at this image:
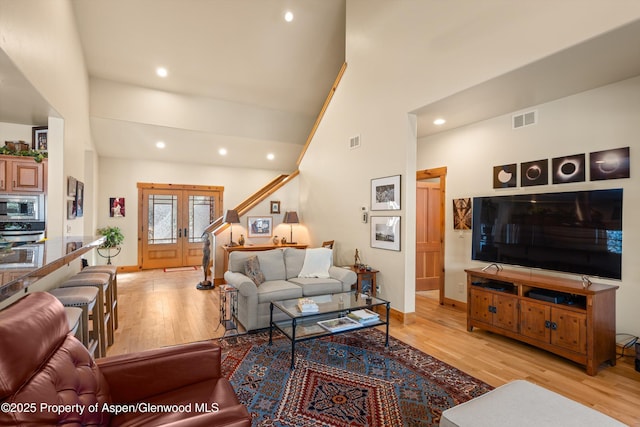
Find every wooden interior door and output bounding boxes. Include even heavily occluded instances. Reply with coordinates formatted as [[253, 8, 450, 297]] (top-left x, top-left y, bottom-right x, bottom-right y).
[[416, 181, 441, 291], [139, 184, 222, 270]]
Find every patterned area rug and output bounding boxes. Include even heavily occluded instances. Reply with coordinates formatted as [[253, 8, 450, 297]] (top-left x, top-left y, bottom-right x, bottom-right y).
[[219, 328, 492, 426]]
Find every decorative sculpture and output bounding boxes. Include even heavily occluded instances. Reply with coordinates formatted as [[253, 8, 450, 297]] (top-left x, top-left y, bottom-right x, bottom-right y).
[[197, 232, 214, 290]]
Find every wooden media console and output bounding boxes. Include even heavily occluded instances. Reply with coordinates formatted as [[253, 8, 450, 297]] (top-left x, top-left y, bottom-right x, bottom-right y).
[[465, 267, 618, 375]]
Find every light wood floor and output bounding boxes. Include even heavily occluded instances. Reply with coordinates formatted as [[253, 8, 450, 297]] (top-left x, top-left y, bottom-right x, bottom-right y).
[[108, 268, 640, 425]]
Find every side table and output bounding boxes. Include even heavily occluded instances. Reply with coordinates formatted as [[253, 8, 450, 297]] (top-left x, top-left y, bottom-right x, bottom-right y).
[[349, 266, 379, 297], [218, 284, 240, 337]]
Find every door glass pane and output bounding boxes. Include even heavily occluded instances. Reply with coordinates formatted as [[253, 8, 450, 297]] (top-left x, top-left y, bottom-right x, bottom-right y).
[[148, 194, 178, 244], [188, 195, 215, 243]]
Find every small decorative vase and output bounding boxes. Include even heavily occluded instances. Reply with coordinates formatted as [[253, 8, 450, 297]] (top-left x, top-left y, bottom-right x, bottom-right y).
[[273, 235, 279, 245], [281, 237, 287, 245], [238, 234, 245, 246]]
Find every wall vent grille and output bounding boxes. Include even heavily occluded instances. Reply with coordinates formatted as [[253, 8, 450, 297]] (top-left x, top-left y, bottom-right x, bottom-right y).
[[349, 135, 361, 149], [512, 110, 537, 129]]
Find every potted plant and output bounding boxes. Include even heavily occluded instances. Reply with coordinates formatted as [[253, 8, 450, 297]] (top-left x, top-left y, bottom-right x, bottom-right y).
[[96, 226, 124, 264], [97, 226, 124, 248]]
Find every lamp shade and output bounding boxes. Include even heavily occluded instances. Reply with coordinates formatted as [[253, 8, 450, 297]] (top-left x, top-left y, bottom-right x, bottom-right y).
[[223, 209, 240, 224], [283, 211, 299, 224]]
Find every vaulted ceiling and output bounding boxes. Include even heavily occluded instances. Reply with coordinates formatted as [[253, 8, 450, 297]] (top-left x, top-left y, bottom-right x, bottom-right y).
[[2, 3, 640, 172], [71, 0, 346, 171]]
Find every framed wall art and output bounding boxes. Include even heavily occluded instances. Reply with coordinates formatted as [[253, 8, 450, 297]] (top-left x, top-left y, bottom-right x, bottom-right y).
[[67, 176, 77, 197], [521, 159, 548, 187], [552, 154, 585, 184], [67, 200, 76, 219], [32, 126, 48, 152], [371, 175, 401, 210], [590, 147, 630, 181], [110, 197, 125, 217], [493, 164, 517, 188], [453, 198, 472, 230], [248, 216, 273, 238], [370, 216, 401, 251], [75, 181, 84, 217], [270, 200, 281, 214]]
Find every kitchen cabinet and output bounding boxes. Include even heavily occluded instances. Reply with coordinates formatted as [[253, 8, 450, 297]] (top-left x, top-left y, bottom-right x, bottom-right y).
[[0, 155, 46, 193]]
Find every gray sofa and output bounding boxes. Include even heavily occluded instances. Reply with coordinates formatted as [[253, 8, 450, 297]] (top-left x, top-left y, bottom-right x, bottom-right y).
[[223, 248, 357, 331]]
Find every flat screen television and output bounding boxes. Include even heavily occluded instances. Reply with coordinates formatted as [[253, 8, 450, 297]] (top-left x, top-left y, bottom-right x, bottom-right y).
[[471, 189, 623, 279]]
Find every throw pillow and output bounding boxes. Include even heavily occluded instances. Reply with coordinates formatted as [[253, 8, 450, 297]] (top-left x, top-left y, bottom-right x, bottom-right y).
[[244, 256, 266, 286], [298, 248, 332, 278]]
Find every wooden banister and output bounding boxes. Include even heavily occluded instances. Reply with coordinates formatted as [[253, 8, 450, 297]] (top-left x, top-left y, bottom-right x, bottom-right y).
[[204, 170, 300, 237]]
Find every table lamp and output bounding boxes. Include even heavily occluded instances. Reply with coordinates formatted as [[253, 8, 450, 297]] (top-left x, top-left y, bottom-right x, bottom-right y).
[[283, 211, 299, 244], [223, 209, 240, 246]]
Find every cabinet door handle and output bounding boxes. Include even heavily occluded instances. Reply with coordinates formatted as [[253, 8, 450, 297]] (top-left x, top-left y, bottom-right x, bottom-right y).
[[178, 229, 182, 238], [184, 228, 188, 238], [545, 320, 551, 329], [551, 322, 558, 330]]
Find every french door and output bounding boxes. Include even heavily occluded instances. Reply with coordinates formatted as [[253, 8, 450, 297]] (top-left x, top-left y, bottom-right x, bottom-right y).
[[138, 184, 222, 269]]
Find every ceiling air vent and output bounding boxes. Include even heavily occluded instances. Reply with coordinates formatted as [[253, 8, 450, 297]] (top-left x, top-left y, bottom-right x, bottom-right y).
[[349, 135, 361, 150], [512, 110, 537, 129]]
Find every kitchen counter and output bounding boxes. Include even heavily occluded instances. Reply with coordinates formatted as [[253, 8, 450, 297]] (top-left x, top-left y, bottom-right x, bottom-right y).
[[0, 236, 104, 302]]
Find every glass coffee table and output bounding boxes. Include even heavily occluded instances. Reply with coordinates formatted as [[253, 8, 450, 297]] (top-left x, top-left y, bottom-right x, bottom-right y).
[[269, 291, 390, 369]]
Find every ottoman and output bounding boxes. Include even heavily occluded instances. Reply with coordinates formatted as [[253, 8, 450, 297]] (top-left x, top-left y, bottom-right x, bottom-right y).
[[439, 380, 625, 427]]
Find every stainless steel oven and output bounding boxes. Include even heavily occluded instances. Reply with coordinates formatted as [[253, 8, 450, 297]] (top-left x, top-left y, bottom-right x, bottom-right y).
[[0, 195, 46, 244], [0, 221, 46, 244], [0, 195, 44, 222]]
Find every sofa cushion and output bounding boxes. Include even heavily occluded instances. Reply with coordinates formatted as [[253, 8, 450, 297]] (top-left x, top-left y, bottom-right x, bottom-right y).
[[256, 280, 304, 304], [288, 277, 343, 296], [298, 248, 332, 278], [229, 249, 286, 281], [244, 256, 266, 286], [284, 247, 306, 279]]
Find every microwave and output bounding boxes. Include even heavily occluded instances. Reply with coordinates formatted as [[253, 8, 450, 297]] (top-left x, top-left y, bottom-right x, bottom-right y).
[[0, 195, 44, 221]]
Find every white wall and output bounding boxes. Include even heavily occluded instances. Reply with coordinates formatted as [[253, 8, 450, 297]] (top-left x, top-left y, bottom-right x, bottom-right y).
[[418, 76, 640, 336], [299, 0, 640, 317], [97, 157, 292, 270], [0, 0, 96, 241]]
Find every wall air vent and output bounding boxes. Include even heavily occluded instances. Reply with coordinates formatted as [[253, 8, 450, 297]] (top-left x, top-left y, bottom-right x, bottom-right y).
[[512, 110, 537, 129], [349, 135, 361, 150]]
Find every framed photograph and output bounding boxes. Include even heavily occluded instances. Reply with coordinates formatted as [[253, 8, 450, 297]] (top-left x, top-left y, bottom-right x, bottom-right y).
[[110, 197, 125, 217], [371, 175, 401, 210], [521, 159, 548, 187], [75, 181, 84, 218], [67, 176, 77, 197], [493, 164, 517, 188], [67, 200, 76, 219], [32, 126, 48, 152], [370, 216, 401, 251], [66, 241, 80, 254], [248, 216, 273, 238], [589, 147, 630, 181], [552, 154, 585, 184], [453, 198, 472, 230], [270, 200, 281, 214]]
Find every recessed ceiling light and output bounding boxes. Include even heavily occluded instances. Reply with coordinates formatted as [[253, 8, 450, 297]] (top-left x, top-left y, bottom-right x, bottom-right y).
[[433, 118, 446, 126], [284, 11, 294, 22], [156, 67, 168, 78], [219, 148, 227, 156], [156, 141, 166, 149], [267, 153, 275, 160]]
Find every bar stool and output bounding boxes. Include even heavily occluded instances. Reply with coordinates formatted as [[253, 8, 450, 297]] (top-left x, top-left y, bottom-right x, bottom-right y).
[[64, 306, 83, 342], [59, 272, 112, 357], [80, 265, 118, 329], [49, 287, 101, 358]]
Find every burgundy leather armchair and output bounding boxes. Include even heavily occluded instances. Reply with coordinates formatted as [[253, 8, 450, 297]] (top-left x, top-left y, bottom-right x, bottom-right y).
[[0, 292, 251, 426]]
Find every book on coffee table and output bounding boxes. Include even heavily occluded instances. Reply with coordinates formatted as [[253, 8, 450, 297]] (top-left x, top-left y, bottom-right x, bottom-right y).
[[317, 316, 362, 333]]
